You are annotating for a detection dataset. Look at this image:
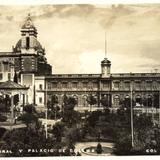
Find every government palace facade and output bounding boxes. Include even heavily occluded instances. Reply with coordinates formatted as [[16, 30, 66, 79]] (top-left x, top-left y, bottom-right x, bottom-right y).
[[0, 15, 160, 112]]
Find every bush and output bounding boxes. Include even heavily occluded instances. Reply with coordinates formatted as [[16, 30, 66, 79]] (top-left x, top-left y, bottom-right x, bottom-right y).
[[114, 132, 132, 155], [23, 104, 36, 113], [37, 112, 45, 118], [0, 115, 7, 122], [0, 128, 7, 138]]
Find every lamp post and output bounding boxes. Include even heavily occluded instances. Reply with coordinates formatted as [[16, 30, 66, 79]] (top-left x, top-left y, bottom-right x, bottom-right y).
[[159, 90, 160, 126], [10, 94, 14, 130], [130, 82, 134, 147], [45, 82, 48, 139]]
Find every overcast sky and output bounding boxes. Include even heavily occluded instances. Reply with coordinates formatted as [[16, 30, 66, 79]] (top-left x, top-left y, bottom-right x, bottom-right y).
[[0, 4, 160, 74]]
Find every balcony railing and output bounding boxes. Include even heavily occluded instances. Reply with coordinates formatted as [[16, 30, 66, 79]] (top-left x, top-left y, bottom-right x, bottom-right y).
[[112, 73, 160, 78], [46, 74, 100, 78]]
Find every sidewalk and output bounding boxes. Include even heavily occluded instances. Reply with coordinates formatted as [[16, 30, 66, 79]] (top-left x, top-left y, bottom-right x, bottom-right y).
[[0, 120, 26, 130]]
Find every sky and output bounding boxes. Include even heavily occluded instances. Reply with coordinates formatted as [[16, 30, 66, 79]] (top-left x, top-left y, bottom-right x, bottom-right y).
[[0, 4, 160, 74]]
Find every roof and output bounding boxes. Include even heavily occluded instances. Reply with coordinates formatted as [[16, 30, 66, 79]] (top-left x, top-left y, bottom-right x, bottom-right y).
[[101, 58, 111, 64], [42, 72, 160, 80], [21, 14, 36, 30], [0, 81, 29, 90]]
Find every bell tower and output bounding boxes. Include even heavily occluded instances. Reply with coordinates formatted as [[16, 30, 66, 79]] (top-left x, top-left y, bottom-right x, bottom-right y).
[[101, 32, 111, 78], [20, 14, 38, 54]]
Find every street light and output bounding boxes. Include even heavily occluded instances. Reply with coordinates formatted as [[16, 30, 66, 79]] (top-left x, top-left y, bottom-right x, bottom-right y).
[[159, 90, 160, 126], [130, 82, 134, 147], [45, 82, 48, 139]]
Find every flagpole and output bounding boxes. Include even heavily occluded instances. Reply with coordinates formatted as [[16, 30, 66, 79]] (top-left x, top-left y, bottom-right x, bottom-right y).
[[130, 82, 134, 147]]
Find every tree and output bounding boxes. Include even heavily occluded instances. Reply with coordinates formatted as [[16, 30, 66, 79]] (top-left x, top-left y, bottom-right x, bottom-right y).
[[47, 95, 60, 120], [0, 114, 7, 122], [153, 93, 159, 108], [120, 98, 136, 109], [0, 128, 7, 139], [48, 95, 58, 110], [133, 114, 154, 151], [100, 95, 110, 108], [18, 104, 38, 129], [114, 131, 132, 155], [62, 95, 80, 127], [87, 94, 97, 112], [52, 122, 65, 142], [63, 96, 77, 111], [86, 110, 102, 128], [0, 103, 8, 113], [0, 127, 58, 156], [13, 71, 19, 106]]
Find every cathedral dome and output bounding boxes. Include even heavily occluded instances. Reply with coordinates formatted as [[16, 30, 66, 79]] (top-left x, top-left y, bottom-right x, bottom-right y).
[[14, 39, 44, 52]]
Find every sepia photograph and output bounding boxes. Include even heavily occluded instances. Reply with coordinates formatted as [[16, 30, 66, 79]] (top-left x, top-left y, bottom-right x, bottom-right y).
[[0, 1, 159, 157]]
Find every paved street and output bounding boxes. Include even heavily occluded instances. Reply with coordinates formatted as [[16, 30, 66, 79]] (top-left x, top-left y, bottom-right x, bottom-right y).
[[0, 121, 26, 130]]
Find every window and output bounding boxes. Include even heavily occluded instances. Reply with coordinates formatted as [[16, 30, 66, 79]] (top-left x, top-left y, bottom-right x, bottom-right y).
[[114, 82, 119, 89], [39, 84, 42, 90], [0, 63, 2, 72], [125, 82, 130, 89], [88, 82, 92, 89], [8, 73, 11, 80], [39, 97, 42, 103], [72, 82, 78, 88], [26, 37, 30, 49], [93, 82, 97, 88], [62, 82, 68, 88], [103, 82, 109, 88], [83, 82, 88, 88], [79, 82, 82, 88], [48, 83, 51, 90], [52, 82, 57, 88], [135, 82, 141, 90], [0, 73, 3, 80], [114, 95, 120, 107], [3, 63, 9, 72], [146, 82, 152, 89]]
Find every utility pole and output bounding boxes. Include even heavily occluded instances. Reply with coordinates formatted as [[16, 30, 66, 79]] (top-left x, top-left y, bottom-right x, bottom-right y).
[[130, 82, 134, 147]]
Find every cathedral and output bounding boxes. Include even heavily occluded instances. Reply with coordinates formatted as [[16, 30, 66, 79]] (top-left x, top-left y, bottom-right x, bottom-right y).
[[0, 15, 160, 112]]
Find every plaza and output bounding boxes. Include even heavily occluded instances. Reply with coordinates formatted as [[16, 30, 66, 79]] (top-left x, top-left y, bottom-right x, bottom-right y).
[[0, 9, 159, 156]]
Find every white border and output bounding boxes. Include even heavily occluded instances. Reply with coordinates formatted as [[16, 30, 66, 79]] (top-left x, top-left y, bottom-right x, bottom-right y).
[[0, 0, 160, 160], [0, 0, 160, 5]]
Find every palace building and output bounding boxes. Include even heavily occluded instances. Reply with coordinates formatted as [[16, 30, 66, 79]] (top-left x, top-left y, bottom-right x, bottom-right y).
[[0, 15, 160, 112]]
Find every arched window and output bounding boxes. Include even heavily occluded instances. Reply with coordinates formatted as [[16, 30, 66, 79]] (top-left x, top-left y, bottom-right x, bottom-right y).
[[135, 95, 141, 105], [147, 95, 152, 107], [73, 95, 78, 106], [82, 95, 87, 107], [125, 95, 130, 99], [26, 37, 30, 49], [114, 95, 120, 107]]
